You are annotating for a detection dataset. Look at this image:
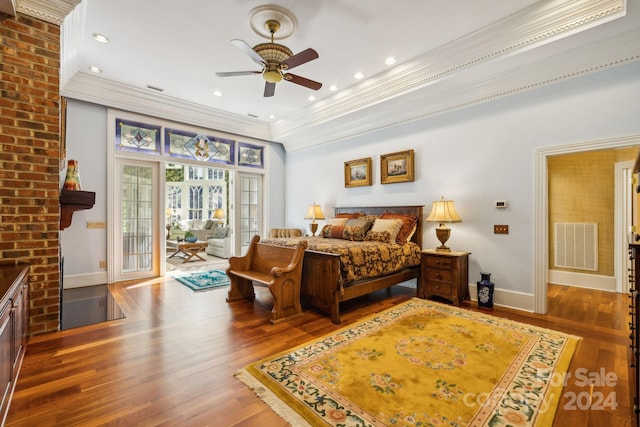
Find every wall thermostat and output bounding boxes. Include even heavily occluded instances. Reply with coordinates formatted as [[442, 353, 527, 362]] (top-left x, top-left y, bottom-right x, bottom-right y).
[[495, 200, 508, 209]]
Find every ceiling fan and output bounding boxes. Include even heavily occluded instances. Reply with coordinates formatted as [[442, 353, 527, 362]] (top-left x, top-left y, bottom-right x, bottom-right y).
[[216, 19, 322, 97]]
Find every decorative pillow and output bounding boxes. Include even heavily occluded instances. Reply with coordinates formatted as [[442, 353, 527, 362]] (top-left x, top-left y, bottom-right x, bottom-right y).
[[211, 226, 228, 239], [204, 219, 215, 229], [345, 218, 373, 234], [321, 225, 367, 241], [380, 213, 418, 244], [370, 218, 404, 244], [335, 212, 361, 219], [326, 217, 349, 226], [365, 230, 392, 243]]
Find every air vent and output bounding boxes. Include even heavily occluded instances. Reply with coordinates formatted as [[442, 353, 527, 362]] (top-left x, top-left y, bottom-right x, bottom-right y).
[[554, 223, 598, 271], [146, 85, 164, 92]]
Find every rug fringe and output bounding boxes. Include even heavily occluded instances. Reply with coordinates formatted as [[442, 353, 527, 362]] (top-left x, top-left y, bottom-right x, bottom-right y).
[[234, 369, 311, 427]]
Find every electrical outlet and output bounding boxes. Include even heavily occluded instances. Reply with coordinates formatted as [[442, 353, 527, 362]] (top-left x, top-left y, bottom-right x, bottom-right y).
[[99, 260, 106, 268], [494, 225, 509, 234]]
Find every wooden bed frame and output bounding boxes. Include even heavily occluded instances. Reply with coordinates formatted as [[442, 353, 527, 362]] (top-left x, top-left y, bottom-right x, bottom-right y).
[[300, 205, 423, 324]]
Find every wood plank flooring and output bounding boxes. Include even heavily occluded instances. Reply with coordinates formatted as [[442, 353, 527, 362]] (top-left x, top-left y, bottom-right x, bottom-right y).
[[5, 278, 634, 426]]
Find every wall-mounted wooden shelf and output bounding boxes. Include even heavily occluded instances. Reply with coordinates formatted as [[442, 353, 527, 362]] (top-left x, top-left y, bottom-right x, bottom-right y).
[[60, 190, 95, 230]]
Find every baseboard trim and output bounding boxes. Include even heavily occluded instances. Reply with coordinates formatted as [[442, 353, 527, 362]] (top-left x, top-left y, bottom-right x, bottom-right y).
[[63, 272, 107, 289], [548, 270, 616, 292], [468, 283, 534, 312]]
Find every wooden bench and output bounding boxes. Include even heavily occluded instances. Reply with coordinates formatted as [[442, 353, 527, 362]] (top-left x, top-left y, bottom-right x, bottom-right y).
[[225, 235, 308, 324]]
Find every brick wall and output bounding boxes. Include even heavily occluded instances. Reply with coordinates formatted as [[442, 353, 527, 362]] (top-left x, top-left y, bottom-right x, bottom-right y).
[[0, 14, 61, 335]]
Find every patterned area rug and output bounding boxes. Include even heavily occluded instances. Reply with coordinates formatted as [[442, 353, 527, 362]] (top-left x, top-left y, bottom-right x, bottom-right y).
[[235, 299, 580, 426], [173, 269, 230, 292]]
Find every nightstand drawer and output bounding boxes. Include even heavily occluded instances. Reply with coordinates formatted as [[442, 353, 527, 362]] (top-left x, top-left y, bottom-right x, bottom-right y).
[[425, 280, 453, 295], [424, 268, 452, 282], [424, 256, 452, 269]]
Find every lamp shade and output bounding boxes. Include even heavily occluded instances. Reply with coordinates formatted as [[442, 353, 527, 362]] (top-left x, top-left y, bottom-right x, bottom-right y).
[[425, 197, 461, 251], [304, 203, 325, 221], [212, 208, 225, 220], [425, 198, 461, 223]]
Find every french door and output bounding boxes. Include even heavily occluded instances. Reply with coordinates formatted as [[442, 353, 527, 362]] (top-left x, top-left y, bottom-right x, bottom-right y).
[[236, 172, 263, 255], [110, 158, 161, 282]]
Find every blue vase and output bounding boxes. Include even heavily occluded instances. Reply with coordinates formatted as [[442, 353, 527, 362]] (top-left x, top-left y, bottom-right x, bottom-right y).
[[477, 272, 494, 308], [185, 236, 197, 243]]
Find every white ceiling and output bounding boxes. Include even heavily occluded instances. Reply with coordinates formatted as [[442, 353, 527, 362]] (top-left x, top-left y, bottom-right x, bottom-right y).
[[73, 0, 539, 120], [48, 0, 640, 150]]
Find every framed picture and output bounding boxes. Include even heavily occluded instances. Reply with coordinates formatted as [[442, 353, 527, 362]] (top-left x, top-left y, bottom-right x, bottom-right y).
[[238, 142, 264, 168], [344, 157, 372, 187], [380, 149, 415, 184]]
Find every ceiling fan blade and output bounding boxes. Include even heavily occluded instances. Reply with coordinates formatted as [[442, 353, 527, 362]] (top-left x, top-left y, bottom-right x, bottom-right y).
[[215, 71, 261, 77], [284, 73, 322, 91], [264, 82, 276, 97], [231, 39, 266, 66], [280, 48, 319, 70]]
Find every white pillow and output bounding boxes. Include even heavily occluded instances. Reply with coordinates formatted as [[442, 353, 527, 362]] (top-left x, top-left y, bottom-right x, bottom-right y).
[[370, 218, 404, 244], [326, 217, 349, 226]]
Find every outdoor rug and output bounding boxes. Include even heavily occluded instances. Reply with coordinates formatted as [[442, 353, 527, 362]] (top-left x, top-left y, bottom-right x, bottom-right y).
[[173, 269, 230, 292], [235, 298, 580, 426]]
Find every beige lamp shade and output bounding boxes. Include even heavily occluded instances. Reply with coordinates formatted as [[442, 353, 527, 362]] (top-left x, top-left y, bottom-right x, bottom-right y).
[[304, 203, 325, 236], [426, 197, 461, 251], [212, 208, 225, 220]]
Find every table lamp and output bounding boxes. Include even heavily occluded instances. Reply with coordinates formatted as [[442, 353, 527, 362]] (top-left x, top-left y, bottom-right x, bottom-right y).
[[425, 197, 461, 251], [212, 208, 225, 226], [304, 203, 325, 236]]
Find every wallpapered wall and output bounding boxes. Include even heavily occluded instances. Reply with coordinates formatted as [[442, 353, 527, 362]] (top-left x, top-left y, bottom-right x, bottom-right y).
[[548, 147, 639, 277]]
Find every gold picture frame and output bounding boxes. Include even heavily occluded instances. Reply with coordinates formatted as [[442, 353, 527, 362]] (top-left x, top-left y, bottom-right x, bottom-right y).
[[380, 149, 415, 184], [344, 157, 372, 187]]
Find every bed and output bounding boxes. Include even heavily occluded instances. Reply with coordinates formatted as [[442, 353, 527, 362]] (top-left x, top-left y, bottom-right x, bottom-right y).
[[261, 205, 423, 324]]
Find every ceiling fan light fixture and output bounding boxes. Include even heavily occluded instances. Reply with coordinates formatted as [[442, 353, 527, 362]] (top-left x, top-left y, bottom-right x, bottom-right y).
[[263, 70, 282, 83], [254, 42, 292, 63]]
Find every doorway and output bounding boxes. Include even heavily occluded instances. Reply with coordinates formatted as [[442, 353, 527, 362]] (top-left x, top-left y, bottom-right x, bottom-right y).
[[110, 158, 161, 283], [236, 172, 263, 256], [534, 136, 640, 314]]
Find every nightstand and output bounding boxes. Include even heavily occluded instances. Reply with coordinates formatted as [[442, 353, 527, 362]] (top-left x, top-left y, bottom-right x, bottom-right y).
[[420, 249, 470, 305]]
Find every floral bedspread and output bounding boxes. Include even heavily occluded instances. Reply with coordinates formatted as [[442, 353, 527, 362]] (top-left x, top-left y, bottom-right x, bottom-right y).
[[260, 236, 421, 285]]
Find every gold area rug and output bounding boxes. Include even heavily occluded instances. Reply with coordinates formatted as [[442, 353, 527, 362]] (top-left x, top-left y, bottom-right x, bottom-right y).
[[235, 299, 580, 426]]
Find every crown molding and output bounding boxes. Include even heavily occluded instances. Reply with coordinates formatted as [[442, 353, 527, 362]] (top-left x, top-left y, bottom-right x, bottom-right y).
[[16, 0, 80, 24], [278, 27, 640, 152], [272, 0, 626, 143], [62, 72, 273, 142]]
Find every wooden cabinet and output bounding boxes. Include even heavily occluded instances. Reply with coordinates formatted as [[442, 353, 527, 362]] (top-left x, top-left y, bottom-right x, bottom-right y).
[[420, 249, 470, 305], [0, 265, 29, 425]]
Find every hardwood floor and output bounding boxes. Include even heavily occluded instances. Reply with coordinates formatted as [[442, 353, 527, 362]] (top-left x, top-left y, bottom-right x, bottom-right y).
[[6, 279, 634, 426]]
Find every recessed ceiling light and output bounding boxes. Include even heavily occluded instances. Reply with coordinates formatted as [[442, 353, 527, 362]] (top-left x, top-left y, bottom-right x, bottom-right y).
[[89, 66, 102, 73], [329, 85, 338, 91], [213, 90, 222, 97], [354, 72, 364, 80], [269, 114, 276, 119], [308, 95, 316, 101], [385, 56, 396, 65], [92, 33, 109, 43]]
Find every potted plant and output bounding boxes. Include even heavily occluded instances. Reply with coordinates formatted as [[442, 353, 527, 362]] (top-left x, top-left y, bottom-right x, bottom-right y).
[[184, 231, 197, 243]]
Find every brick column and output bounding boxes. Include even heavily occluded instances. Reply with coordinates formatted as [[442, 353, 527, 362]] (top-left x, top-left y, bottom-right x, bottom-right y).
[[0, 14, 62, 334]]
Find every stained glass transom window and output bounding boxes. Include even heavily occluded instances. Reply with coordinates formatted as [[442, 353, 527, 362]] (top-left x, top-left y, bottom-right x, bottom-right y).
[[238, 142, 264, 168], [116, 118, 161, 154], [166, 128, 234, 164]]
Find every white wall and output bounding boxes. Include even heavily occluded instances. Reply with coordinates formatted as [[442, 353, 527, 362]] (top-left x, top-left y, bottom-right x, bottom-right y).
[[62, 99, 286, 287], [285, 61, 640, 310], [61, 100, 108, 286]]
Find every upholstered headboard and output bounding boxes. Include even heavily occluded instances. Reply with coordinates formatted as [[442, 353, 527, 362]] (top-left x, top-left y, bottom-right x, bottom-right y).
[[333, 205, 423, 248]]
